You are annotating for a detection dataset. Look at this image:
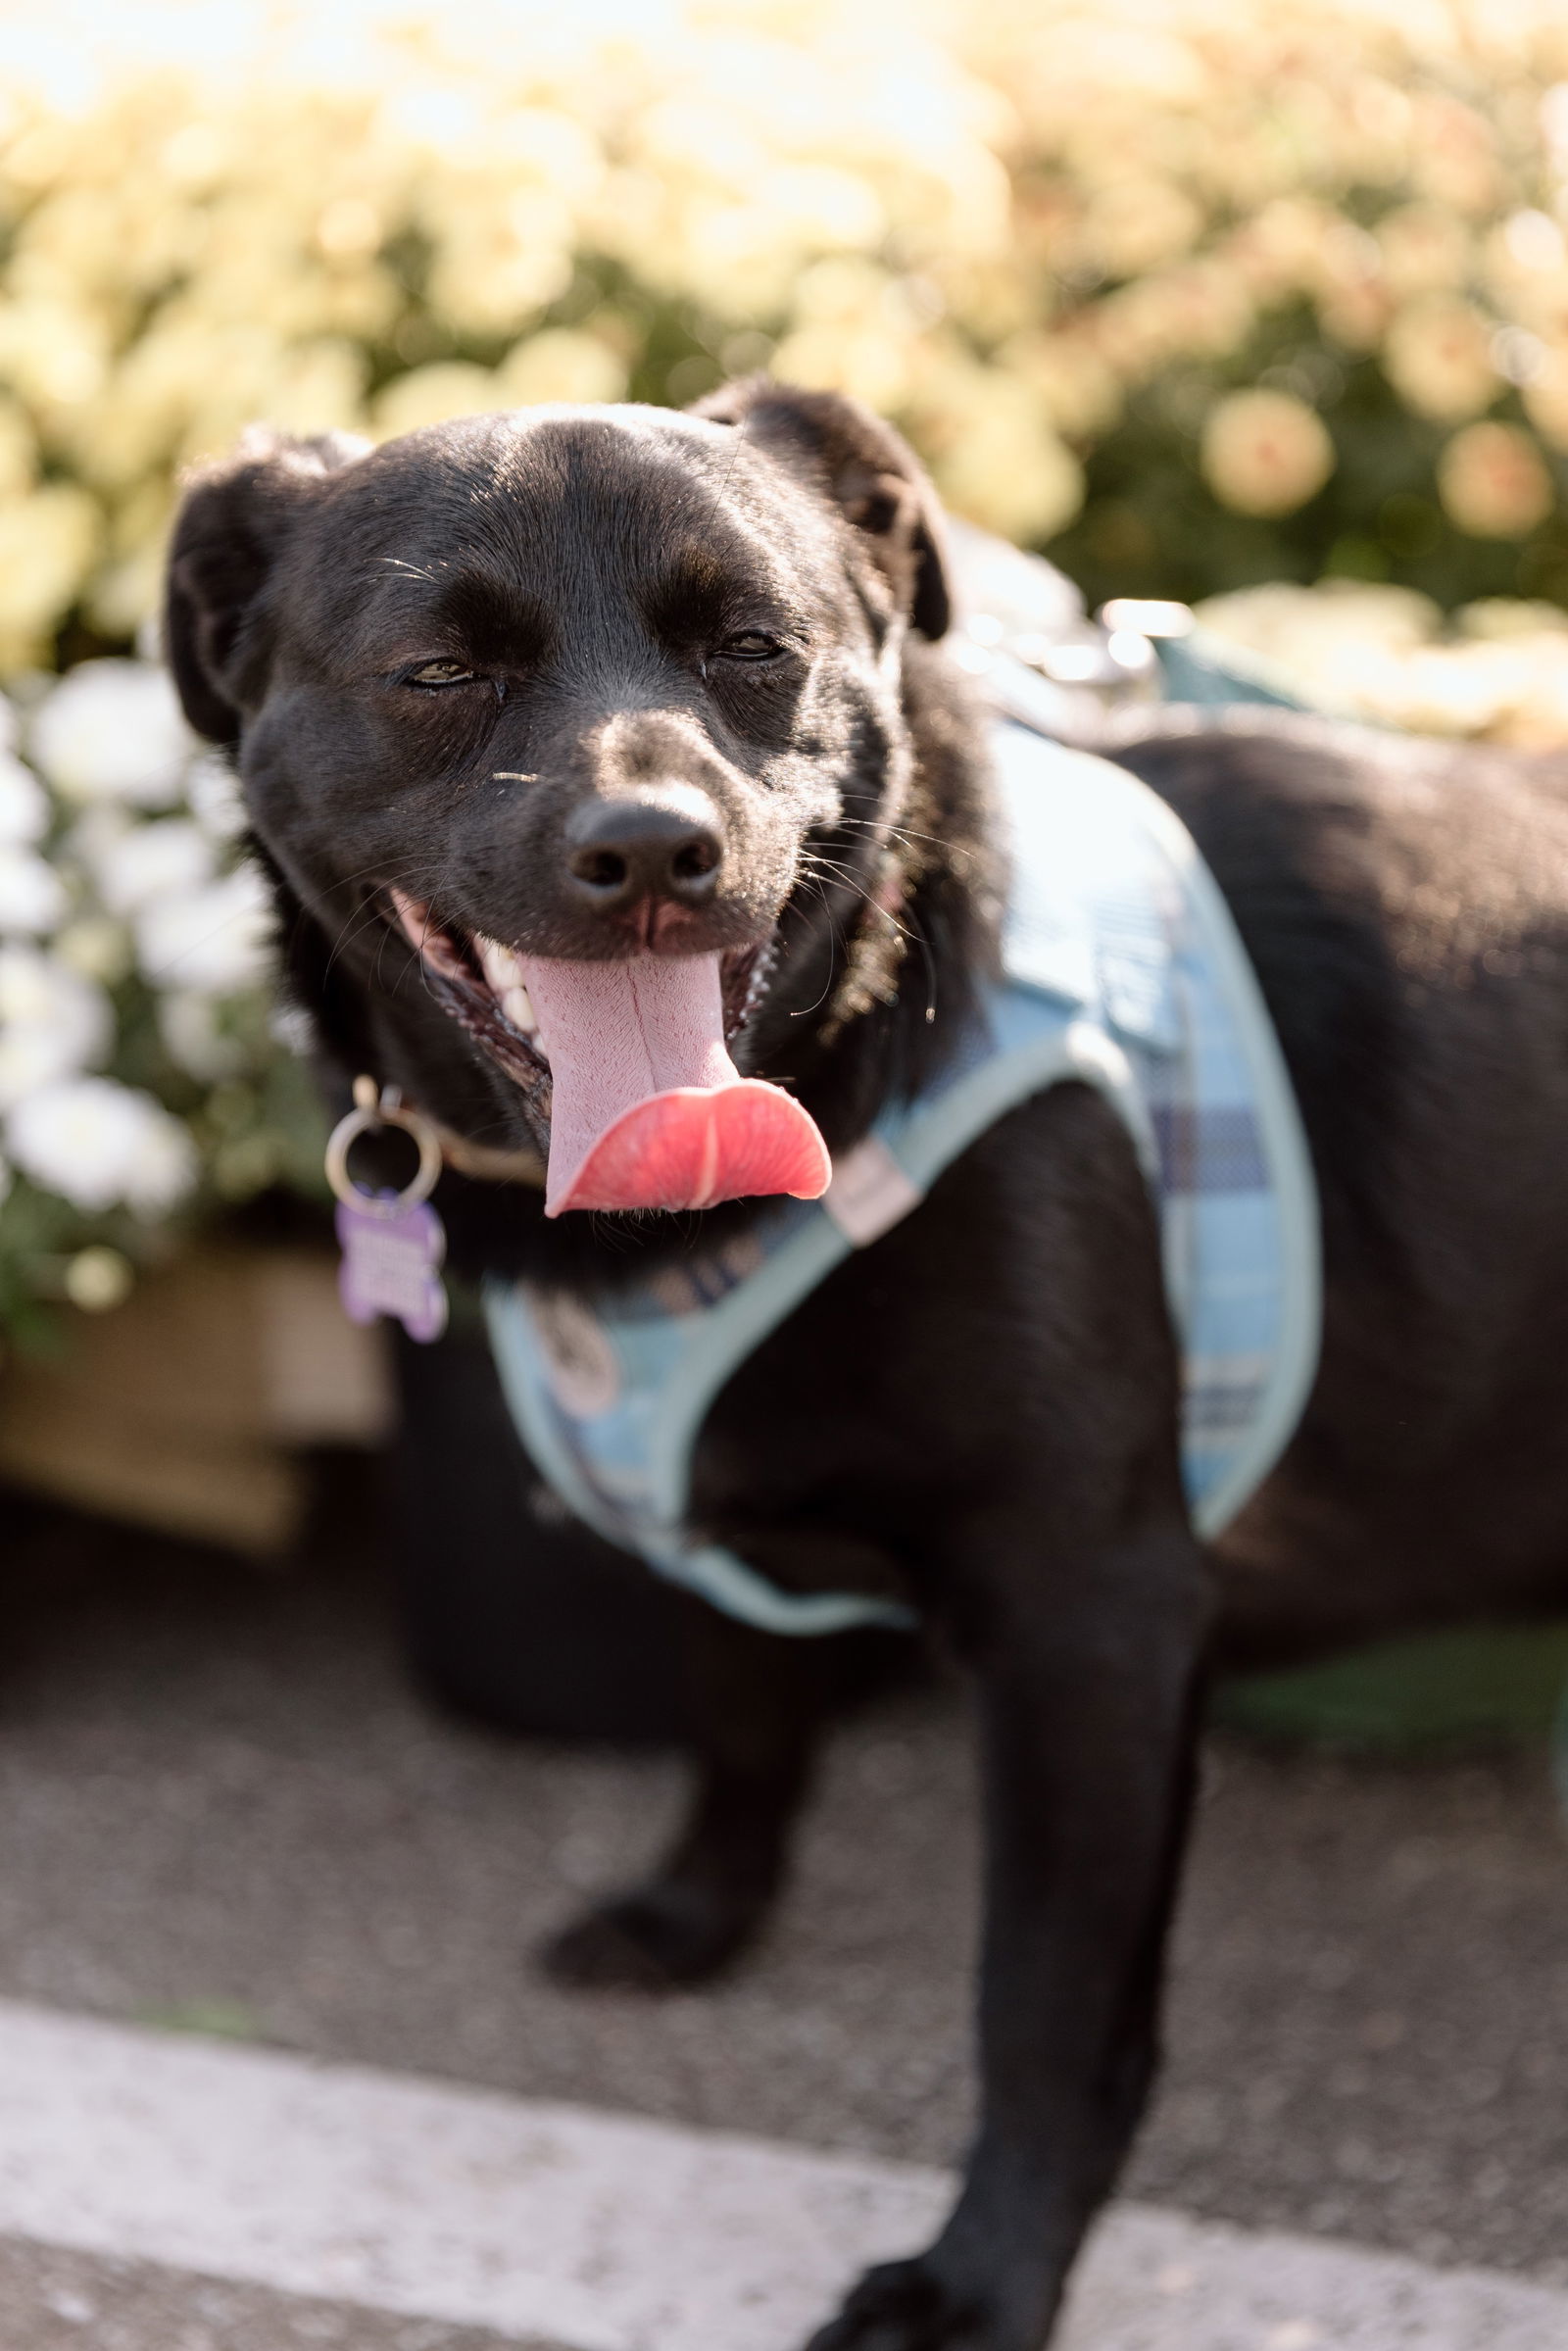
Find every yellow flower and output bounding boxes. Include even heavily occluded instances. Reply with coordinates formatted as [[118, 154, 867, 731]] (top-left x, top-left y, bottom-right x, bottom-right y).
[[1523, 345, 1568, 452], [1002, 330, 1123, 439], [0, 398, 37, 498], [1070, 179, 1202, 278], [0, 297, 109, 427], [1376, 204, 1472, 300], [425, 216, 574, 340], [1200, 390, 1335, 517], [1408, 93, 1501, 218], [907, 364, 1084, 542], [1310, 223, 1390, 353], [86, 484, 177, 642], [768, 321, 918, 413], [1382, 297, 1499, 423], [0, 485, 100, 666], [1227, 198, 1339, 304], [371, 364, 501, 442], [496, 329, 629, 408], [1437, 422, 1555, 539]]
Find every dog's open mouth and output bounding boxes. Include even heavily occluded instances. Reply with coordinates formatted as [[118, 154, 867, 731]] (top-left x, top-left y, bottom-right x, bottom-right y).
[[388, 891, 831, 1217]]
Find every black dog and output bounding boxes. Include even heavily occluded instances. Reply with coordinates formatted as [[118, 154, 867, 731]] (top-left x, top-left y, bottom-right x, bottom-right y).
[[165, 382, 1568, 2351]]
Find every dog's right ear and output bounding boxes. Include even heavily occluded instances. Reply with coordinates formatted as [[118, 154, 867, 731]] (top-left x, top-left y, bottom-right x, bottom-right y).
[[164, 427, 367, 747], [693, 377, 952, 641]]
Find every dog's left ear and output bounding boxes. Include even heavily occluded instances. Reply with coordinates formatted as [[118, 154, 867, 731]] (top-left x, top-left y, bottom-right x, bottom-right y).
[[164, 426, 368, 747], [693, 377, 951, 640]]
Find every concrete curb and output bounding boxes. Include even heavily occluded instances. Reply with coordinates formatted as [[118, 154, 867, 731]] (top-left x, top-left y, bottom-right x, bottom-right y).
[[0, 1998, 1560, 2349]]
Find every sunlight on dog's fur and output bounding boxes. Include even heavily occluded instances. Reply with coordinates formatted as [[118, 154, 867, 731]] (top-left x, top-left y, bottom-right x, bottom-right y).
[[167, 381, 1568, 2351]]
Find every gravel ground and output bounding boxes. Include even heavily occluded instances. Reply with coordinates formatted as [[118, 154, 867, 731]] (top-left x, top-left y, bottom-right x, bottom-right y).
[[1, 1473, 1565, 2290]]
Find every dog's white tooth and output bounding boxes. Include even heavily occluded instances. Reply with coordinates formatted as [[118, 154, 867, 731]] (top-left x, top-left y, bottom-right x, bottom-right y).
[[475, 934, 523, 992], [502, 983, 536, 1035]]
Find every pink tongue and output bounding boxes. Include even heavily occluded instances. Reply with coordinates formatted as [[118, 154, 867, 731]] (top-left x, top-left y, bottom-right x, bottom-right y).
[[515, 952, 830, 1217]]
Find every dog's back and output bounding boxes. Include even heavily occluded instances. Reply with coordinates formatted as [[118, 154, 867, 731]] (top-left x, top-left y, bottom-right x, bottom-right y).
[[1110, 709, 1568, 1660]]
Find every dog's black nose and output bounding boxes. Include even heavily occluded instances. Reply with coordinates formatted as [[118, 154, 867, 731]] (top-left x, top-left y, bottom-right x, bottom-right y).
[[564, 794, 724, 913]]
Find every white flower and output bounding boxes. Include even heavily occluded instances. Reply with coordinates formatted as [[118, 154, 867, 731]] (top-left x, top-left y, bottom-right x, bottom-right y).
[[0, 944, 111, 1111], [28, 661, 192, 808], [6, 1076, 197, 1215], [0, 694, 17, 756], [132, 862, 272, 995], [63, 1245, 133, 1312], [184, 751, 247, 842], [51, 915, 132, 984], [84, 817, 215, 918], [269, 1002, 318, 1056], [0, 752, 48, 845], [0, 846, 69, 935], [158, 990, 248, 1082]]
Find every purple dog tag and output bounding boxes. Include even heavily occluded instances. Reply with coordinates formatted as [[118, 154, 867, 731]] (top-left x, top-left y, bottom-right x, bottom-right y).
[[335, 1194, 449, 1343]]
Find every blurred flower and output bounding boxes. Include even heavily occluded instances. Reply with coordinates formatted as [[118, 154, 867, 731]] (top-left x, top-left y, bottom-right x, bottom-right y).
[[370, 363, 500, 440], [158, 989, 249, 1081], [1003, 331, 1123, 439], [0, 751, 50, 844], [51, 913, 133, 984], [5, 1075, 197, 1214], [1195, 580, 1568, 746], [769, 319, 916, 412], [0, 942, 111, 1110], [496, 328, 628, 407], [29, 660, 190, 806], [1309, 223, 1390, 352], [5, 0, 1568, 1334], [0, 398, 36, 498], [63, 1244, 134, 1311], [80, 815, 214, 917], [0, 483, 99, 664], [1376, 205, 1472, 299], [909, 364, 1084, 541], [1382, 296, 1499, 423], [0, 845, 69, 933], [183, 751, 246, 841], [1408, 93, 1500, 217], [1227, 198, 1339, 305], [1437, 421, 1556, 537], [1200, 389, 1335, 516], [131, 861, 272, 994], [1070, 178, 1202, 277], [1522, 344, 1568, 451]]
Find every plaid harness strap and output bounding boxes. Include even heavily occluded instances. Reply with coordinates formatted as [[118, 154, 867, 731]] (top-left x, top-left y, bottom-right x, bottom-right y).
[[484, 717, 1322, 1637]]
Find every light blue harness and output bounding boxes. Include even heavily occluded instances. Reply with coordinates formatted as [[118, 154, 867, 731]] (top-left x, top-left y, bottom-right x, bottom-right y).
[[484, 716, 1321, 1635]]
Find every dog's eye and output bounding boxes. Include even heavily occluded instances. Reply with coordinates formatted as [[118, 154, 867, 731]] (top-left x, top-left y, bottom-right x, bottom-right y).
[[406, 660, 478, 689], [716, 631, 785, 662]]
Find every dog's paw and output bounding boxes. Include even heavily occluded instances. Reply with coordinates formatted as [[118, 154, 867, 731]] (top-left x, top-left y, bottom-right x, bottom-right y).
[[538, 1880, 758, 1990], [803, 2259, 996, 2351]]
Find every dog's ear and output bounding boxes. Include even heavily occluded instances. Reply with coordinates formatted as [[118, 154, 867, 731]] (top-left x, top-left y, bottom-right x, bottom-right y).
[[693, 378, 951, 640], [164, 427, 368, 746]]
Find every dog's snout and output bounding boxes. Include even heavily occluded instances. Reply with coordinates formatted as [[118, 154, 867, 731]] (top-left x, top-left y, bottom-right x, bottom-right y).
[[564, 794, 724, 915]]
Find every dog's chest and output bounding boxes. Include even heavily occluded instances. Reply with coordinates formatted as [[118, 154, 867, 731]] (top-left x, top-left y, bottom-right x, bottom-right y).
[[484, 721, 1321, 1633]]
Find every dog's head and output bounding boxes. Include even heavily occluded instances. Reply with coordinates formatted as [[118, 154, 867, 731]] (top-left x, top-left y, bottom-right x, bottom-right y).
[[165, 381, 959, 1219]]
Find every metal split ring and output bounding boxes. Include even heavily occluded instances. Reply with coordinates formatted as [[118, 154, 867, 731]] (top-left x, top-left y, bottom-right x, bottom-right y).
[[324, 1074, 444, 1219]]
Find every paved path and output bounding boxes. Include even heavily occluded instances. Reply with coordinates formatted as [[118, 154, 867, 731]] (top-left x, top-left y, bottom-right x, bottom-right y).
[[1, 1995, 1567, 2351], [3, 1486, 1568, 2345]]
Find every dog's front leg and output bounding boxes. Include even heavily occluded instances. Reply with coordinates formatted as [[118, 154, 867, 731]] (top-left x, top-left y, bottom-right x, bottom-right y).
[[807, 1515, 1209, 2351], [542, 1600, 830, 1989]]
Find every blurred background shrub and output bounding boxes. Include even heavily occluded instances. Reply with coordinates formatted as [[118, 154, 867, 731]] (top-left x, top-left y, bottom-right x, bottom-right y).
[[5, 0, 1568, 1343], [2, 0, 1568, 676]]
